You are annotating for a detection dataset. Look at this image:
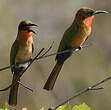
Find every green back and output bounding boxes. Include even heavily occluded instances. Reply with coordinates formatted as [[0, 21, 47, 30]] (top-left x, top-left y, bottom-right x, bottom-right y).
[[57, 25, 78, 53]]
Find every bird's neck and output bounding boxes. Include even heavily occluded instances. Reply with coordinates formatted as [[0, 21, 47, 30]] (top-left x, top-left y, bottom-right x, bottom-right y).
[[17, 30, 33, 40], [72, 16, 94, 27], [83, 16, 94, 27]]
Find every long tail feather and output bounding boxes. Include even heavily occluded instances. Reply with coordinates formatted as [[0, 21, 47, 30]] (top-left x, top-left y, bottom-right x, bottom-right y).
[[8, 74, 20, 106], [44, 60, 64, 91]]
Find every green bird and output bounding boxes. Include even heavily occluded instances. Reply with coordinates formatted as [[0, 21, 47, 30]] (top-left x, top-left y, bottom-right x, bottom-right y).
[[9, 20, 37, 106], [44, 7, 108, 91]]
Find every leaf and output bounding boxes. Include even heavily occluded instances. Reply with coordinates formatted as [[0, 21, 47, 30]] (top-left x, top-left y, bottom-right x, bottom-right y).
[[40, 107, 45, 110], [1, 102, 9, 110], [72, 103, 91, 110], [39, 103, 91, 110], [57, 104, 72, 110]]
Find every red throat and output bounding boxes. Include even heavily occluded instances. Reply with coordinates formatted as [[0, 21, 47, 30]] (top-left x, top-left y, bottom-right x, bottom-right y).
[[19, 30, 33, 39], [84, 16, 94, 27]]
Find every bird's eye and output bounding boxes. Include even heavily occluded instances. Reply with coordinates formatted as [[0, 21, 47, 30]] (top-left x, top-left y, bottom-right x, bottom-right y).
[[89, 11, 94, 16], [82, 15, 86, 20], [22, 24, 27, 27], [83, 11, 94, 19]]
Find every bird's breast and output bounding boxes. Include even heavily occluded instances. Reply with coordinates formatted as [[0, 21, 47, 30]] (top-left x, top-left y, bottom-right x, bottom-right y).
[[15, 39, 33, 63], [71, 25, 91, 47]]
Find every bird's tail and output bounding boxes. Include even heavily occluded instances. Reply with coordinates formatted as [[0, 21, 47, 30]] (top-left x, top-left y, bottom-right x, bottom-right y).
[[8, 74, 20, 106], [44, 60, 64, 91]]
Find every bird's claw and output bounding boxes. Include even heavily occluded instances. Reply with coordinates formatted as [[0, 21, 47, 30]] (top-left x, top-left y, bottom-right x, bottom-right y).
[[74, 46, 82, 51], [78, 46, 82, 50]]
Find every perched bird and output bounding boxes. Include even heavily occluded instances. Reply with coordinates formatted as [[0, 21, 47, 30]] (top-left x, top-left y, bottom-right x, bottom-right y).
[[44, 7, 108, 91], [9, 20, 38, 106]]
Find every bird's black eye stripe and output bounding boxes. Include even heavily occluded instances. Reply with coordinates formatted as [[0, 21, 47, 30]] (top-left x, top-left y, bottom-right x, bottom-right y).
[[18, 24, 31, 30], [89, 11, 94, 15], [82, 10, 94, 19], [21, 24, 28, 27], [20, 23, 33, 28]]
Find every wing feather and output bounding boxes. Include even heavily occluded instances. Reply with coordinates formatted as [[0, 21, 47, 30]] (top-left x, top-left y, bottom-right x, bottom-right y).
[[10, 40, 19, 73]]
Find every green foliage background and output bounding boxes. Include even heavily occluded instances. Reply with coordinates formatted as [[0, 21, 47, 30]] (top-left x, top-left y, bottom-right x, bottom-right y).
[[0, 103, 91, 110]]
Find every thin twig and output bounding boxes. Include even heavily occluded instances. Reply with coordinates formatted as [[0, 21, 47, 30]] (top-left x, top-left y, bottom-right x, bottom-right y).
[[36, 45, 88, 60], [48, 76, 111, 110], [0, 65, 12, 71], [18, 81, 33, 92], [0, 44, 88, 71], [38, 41, 54, 59], [0, 48, 44, 91]]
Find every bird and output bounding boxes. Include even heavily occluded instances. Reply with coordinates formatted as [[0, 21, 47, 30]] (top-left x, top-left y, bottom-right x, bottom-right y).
[[43, 7, 108, 91], [9, 20, 38, 106]]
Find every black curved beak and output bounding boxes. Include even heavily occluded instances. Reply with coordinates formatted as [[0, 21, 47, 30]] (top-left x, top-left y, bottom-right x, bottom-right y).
[[27, 23, 38, 34], [28, 29, 37, 34], [93, 10, 108, 15]]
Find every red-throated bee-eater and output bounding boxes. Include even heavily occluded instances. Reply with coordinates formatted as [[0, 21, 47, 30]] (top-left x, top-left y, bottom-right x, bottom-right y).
[[9, 20, 38, 106], [44, 7, 108, 91]]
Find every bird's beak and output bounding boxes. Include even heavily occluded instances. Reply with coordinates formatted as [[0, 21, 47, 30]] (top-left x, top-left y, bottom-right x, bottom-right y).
[[27, 23, 38, 34], [28, 29, 37, 34], [93, 10, 109, 15]]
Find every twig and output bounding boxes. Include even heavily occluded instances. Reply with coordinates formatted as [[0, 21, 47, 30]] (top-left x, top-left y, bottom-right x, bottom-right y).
[[0, 48, 44, 91], [18, 81, 33, 92], [0, 44, 88, 72], [48, 76, 111, 110], [0, 66, 12, 71], [38, 41, 54, 59], [35, 45, 88, 61], [1, 44, 87, 72], [0, 45, 87, 92]]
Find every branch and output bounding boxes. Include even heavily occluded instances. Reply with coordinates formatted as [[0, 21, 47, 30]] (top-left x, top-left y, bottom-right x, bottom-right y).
[[18, 81, 33, 92], [0, 65, 12, 71], [0, 48, 44, 91], [0, 44, 88, 71], [48, 76, 111, 110], [36, 45, 88, 60]]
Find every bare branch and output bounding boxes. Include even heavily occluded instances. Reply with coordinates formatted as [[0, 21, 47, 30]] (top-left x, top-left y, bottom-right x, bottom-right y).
[[36, 45, 88, 60], [0, 65, 12, 71], [0, 44, 88, 92], [38, 41, 54, 59], [0, 44, 88, 72], [18, 81, 33, 92], [48, 76, 111, 110]]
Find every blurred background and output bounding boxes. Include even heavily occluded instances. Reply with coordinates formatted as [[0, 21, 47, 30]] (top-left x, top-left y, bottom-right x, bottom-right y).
[[0, 0, 111, 110]]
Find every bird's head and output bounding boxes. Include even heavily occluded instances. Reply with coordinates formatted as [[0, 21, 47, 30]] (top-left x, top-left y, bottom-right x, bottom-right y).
[[17, 20, 38, 39], [74, 7, 108, 26], [18, 20, 38, 34]]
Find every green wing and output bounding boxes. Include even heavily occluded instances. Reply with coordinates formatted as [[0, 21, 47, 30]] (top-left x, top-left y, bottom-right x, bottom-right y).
[[10, 40, 19, 73], [57, 26, 78, 53]]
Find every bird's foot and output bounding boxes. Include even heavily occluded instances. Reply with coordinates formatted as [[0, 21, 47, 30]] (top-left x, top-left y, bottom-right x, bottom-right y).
[[74, 46, 82, 51], [78, 46, 82, 50]]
